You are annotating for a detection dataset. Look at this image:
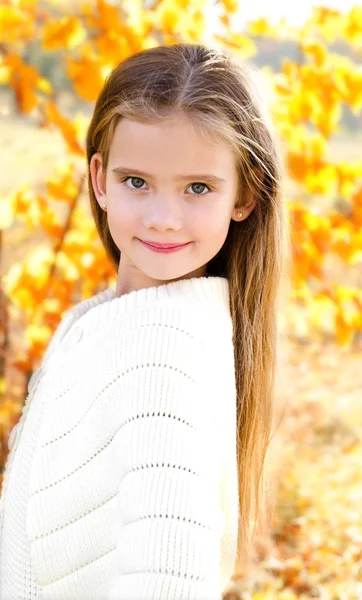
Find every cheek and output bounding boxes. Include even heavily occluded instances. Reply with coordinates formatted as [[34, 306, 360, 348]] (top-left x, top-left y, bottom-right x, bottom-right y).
[[198, 212, 232, 252], [107, 189, 138, 225], [197, 208, 230, 237], [107, 202, 139, 243]]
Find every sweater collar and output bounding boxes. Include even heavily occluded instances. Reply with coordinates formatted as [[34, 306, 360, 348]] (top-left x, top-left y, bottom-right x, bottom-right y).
[[41, 276, 231, 369], [66, 275, 230, 328]]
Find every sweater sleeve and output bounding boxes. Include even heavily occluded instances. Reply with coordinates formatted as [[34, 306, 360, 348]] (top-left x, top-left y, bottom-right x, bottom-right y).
[[107, 307, 234, 600]]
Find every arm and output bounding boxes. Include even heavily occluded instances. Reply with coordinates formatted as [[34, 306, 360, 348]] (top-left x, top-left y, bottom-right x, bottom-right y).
[[108, 310, 234, 600]]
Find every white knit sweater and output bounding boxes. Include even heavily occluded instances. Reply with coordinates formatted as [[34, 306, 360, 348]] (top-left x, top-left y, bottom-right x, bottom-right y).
[[0, 275, 239, 600]]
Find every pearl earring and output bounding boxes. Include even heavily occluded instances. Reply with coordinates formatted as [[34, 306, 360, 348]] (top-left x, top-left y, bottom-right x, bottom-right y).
[[102, 203, 107, 210], [237, 211, 243, 218]]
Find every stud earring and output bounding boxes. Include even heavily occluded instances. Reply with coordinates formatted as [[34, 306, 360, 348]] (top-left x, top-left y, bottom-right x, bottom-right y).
[[102, 203, 107, 210], [237, 211, 243, 218]]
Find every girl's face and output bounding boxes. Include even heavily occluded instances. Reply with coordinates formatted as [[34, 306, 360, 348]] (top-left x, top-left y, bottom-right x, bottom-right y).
[[90, 115, 256, 297]]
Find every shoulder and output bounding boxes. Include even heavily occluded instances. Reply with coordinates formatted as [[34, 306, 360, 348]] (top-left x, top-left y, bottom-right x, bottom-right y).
[[118, 298, 235, 395], [40, 286, 115, 367], [41, 278, 234, 368], [120, 292, 233, 358], [118, 276, 233, 343]]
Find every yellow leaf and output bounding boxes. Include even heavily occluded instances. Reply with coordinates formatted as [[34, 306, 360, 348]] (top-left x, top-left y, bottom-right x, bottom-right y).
[[301, 41, 327, 68], [18, 0, 38, 10], [0, 62, 10, 85], [25, 246, 54, 282], [156, 0, 183, 34], [94, 35, 131, 65], [310, 134, 326, 161], [0, 6, 35, 44], [83, 0, 123, 32], [46, 162, 79, 202], [5, 53, 45, 113], [25, 324, 52, 348], [57, 254, 80, 282], [307, 6, 342, 43], [309, 294, 336, 331], [66, 56, 105, 103], [42, 16, 86, 51], [219, 0, 239, 13], [37, 77, 53, 95], [214, 33, 256, 58], [121, 0, 152, 38], [335, 310, 354, 347], [72, 113, 90, 146], [344, 6, 362, 45], [42, 100, 84, 156], [305, 164, 337, 196], [248, 18, 275, 37]]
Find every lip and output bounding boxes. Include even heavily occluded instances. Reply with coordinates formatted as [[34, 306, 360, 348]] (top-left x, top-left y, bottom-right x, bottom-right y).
[[138, 239, 191, 253], [139, 240, 190, 248]]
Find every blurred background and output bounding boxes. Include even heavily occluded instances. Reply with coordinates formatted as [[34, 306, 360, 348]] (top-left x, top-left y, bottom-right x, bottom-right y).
[[0, 1, 361, 598]]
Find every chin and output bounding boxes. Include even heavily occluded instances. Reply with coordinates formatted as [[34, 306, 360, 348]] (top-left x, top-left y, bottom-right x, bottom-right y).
[[143, 269, 191, 283]]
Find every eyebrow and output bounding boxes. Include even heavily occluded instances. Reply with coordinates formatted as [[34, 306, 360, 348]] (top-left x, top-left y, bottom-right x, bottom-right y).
[[111, 166, 226, 184]]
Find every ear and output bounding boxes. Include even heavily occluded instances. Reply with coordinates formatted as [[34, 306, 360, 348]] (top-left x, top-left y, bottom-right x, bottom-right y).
[[89, 152, 107, 208], [233, 167, 263, 221]]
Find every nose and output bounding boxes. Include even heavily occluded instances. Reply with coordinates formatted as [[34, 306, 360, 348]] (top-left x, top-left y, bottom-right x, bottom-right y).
[[143, 195, 183, 231]]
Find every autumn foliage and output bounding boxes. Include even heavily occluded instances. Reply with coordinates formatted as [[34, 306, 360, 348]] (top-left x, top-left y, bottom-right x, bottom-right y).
[[0, 1, 362, 596]]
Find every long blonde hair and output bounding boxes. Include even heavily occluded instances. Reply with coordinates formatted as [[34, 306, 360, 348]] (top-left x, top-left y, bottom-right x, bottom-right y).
[[86, 42, 291, 580]]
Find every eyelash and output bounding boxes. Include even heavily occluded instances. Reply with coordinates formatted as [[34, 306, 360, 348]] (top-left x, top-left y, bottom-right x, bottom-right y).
[[119, 176, 212, 196]]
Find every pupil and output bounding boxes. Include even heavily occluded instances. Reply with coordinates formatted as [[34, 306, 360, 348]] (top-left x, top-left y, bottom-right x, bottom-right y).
[[192, 183, 205, 194], [132, 177, 144, 188]]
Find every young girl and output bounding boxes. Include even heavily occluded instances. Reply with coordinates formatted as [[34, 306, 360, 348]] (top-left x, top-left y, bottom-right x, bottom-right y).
[[0, 43, 290, 599]]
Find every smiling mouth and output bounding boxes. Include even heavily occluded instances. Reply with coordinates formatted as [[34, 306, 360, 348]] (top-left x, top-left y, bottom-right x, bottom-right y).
[[138, 239, 191, 253], [139, 239, 190, 249]]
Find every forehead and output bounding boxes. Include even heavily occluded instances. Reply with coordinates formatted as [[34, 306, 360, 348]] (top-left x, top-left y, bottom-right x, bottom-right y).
[[108, 116, 236, 173]]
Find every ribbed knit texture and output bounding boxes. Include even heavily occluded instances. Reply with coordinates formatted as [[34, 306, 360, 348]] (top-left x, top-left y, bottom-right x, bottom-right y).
[[0, 275, 239, 600]]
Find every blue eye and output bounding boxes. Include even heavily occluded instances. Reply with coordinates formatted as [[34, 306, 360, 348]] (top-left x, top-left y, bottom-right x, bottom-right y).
[[122, 176, 146, 190], [120, 177, 211, 196], [188, 182, 210, 195]]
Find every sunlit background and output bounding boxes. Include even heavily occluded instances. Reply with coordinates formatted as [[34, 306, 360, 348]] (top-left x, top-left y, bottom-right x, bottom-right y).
[[236, 0, 358, 26], [0, 1, 361, 598]]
